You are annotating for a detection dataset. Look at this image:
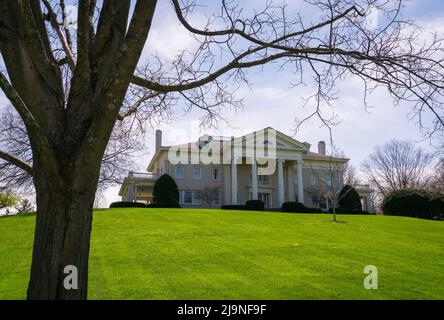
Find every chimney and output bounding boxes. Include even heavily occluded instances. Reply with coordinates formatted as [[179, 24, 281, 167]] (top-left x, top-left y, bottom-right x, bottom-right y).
[[318, 141, 326, 155], [155, 130, 162, 152]]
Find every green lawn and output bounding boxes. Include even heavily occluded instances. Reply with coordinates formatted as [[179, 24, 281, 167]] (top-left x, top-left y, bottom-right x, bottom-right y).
[[0, 209, 443, 299]]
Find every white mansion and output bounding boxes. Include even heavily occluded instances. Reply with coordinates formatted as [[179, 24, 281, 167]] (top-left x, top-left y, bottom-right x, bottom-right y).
[[119, 127, 373, 211]]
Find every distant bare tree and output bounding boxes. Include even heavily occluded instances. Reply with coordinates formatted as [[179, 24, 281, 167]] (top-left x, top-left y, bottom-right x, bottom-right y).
[[343, 163, 361, 186], [0, 106, 145, 193], [15, 198, 35, 214], [427, 158, 444, 194], [362, 140, 434, 197], [199, 187, 221, 208]]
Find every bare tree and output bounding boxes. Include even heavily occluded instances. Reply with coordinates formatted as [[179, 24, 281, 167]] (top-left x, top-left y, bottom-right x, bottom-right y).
[[199, 186, 220, 208], [362, 140, 435, 198], [1, 0, 444, 299], [306, 148, 349, 222]]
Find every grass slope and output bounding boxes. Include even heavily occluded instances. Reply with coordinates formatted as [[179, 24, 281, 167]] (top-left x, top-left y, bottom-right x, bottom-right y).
[[0, 209, 443, 300]]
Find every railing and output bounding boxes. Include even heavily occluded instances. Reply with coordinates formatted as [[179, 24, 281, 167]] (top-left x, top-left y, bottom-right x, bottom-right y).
[[129, 172, 158, 179]]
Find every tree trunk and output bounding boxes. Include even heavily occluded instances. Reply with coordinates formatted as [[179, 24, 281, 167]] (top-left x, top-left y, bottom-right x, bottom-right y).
[[27, 157, 101, 300]]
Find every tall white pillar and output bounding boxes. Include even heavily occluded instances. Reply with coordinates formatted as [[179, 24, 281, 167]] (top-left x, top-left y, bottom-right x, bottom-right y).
[[231, 158, 238, 204], [251, 160, 258, 200], [223, 165, 231, 205], [297, 160, 304, 204], [277, 159, 285, 207], [287, 164, 295, 202]]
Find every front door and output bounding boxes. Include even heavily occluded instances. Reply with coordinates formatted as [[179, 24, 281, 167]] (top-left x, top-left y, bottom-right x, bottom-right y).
[[258, 193, 271, 208]]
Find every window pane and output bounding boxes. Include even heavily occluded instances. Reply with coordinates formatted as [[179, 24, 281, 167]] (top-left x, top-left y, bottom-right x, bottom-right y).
[[212, 191, 221, 205], [193, 191, 201, 205], [193, 167, 202, 180], [212, 168, 220, 180], [176, 166, 183, 178], [184, 191, 192, 204]]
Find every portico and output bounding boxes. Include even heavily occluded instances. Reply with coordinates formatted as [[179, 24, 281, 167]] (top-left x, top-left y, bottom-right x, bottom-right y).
[[229, 157, 305, 207]]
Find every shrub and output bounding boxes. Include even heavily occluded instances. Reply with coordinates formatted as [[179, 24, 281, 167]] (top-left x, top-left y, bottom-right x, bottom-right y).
[[282, 202, 306, 213], [427, 192, 444, 219], [221, 205, 247, 210], [329, 207, 364, 214], [110, 201, 147, 208], [382, 189, 429, 218], [245, 200, 265, 211], [338, 185, 362, 213], [152, 174, 180, 208], [307, 207, 323, 213]]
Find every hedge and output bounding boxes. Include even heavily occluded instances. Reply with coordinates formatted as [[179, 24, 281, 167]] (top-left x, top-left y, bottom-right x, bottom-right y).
[[110, 201, 147, 208], [221, 205, 247, 210], [281, 201, 322, 214], [328, 207, 365, 215], [245, 200, 265, 211], [282, 202, 306, 213], [382, 189, 431, 218]]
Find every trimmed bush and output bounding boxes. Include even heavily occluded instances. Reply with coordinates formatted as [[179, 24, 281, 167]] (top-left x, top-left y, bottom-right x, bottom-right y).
[[110, 201, 147, 208], [245, 200, 265, 211], [153, 174, 180, 208], [382, 189, 429, 218], [221, 205, 247, 210], [282, 202, 306, 213], [338, 185, 362, 213]]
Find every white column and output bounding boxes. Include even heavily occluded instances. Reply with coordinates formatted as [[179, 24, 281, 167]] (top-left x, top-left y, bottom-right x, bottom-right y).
[[231, 158, 238, 204], [277, 159, 285, 207], [251, 160, 258, 200], [297, 160, 304, 204], [223, 165, 231, 205], [287, 164, 295, 202]]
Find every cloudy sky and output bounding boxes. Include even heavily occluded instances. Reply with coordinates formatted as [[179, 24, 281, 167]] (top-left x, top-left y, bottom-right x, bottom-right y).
[[1, 1, 443, 207]]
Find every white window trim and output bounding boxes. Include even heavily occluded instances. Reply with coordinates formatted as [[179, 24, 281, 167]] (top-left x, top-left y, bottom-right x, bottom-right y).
[[193, 166, 203, 180]]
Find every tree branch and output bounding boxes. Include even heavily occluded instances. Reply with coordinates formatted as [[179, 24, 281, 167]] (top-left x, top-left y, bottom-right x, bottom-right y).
[[0, 150, 32, 175]]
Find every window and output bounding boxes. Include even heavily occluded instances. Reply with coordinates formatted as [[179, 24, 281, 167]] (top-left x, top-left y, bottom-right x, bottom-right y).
[[258, 175, 269, 184], [312, 196, 327, 209], [175, 165, 184, 179], [193, 166, 202, 180], [212, 168, 220, 181], [181, 190, 201, 205], [183, 191, 193, 204], [311, 175, 318, 186], [212, 191, 221, 206], [193, 191, 201, 205], [237, 191, 241, 204], [325, 175, 332, 186]]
